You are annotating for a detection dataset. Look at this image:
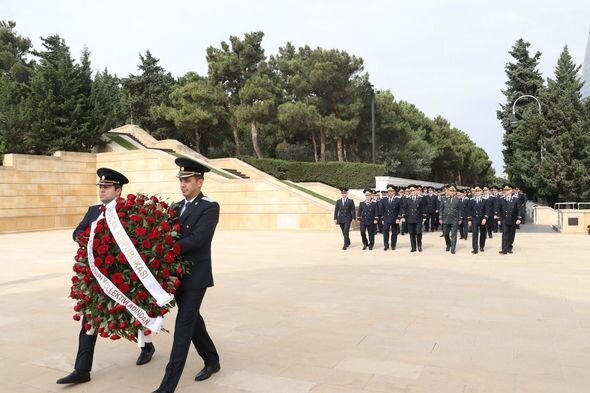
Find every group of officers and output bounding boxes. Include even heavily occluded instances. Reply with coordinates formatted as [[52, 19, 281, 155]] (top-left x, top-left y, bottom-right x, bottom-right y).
[[334, 183, 526, 255]]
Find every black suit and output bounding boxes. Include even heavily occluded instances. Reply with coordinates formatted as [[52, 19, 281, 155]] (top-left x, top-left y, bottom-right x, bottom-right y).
[[381, 196, 402, 249], [357, 201, 376, 248], [158, 193, 220, 393], [467, 197, 492, 251], [334, 198, 355, 247], [71, 205, 101, 372], [496, 196, 522, 253], [402, 196, 426, 251]]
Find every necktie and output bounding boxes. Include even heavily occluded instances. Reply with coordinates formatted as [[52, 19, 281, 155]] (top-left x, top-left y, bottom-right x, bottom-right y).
[[180, 201, 189, 216]]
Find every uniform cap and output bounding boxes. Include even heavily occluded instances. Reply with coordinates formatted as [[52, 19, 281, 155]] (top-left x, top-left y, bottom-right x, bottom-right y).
[[96, 168, 128, 186]]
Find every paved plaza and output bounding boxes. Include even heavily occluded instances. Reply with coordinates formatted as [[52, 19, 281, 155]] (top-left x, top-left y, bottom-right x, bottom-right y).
[[1, 226, 590, 393]]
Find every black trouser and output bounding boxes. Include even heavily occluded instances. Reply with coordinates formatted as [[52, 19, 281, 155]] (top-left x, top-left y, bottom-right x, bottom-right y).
[[460, 220, 468, 239], [443, 223, 458, 252], [401, 221, 408, 235], [428, 212, 438, 231], [158, 287, 218, 393], [472, 222, 487, 251], [74, 317, 98, 372], [360, 223, 375, 247], [501, 223, 517, 253], [375, 218, 383, 234], [406, 222, 422, 250], [486, 219, 494, 237], [383, 220, 398, 249], [338, 221, 351, 246]]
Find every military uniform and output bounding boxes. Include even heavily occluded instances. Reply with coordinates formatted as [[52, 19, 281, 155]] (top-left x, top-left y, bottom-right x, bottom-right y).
[[495, 186, 522, 255], [358, 190, 377, 250], [381, 185, 402, 250], [440, 188, 463, 254], [334, 189, 355, 249], [401, 186, 426, 252], [466, 188, 492, 253]]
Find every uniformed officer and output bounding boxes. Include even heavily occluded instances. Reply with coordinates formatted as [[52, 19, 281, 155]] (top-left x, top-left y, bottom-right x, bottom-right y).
[[439, 186, 463, 254], [57, 168, 156, 385], [457, 190, 469, 240], [424, 187, 437, 232], [401, 185, 426, 252], [334, 188, 355, 250], [153, 157, 220, 393], [373, 190, 384, 235], [495, 184, 522, 255], [466, 186, 492, 253], [358, 189, 378, 250], [381, 184, 402, 251]]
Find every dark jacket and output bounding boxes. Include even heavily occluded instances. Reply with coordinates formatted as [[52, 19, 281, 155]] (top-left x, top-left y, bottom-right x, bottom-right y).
[[380, 196, 403, 224], [334, 198, 355, 224], [73, 205, 102, 241], [175, 192, 219, 289], [440, 196, 463, 224], [357, 201, 377, 225], [495, 196, 522, 225], [402, 196, 426, 224], [467, 197, 491, 226]]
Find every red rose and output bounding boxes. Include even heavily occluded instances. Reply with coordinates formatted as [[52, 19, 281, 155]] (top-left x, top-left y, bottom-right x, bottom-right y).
[[150, 259, 161, 270], [159, 201, 169, 209], [96, 245, 109, 256], [142, 240, 152, 249], [100, 332, 109, 338], [155, 243, 164, 255], [140, 253, 147, 263], [83, 227, 91, 236], [130, 238, 137, 246], [71, 276, 80, 284], [118, 211, 126, 218], [160, 221, 171, 232], [139, 207, 147, 215], [111, 273, 123, 285], [162, 268, 170, 279], [127, 334, 136, 341], [78, 249, 88, 258], [100, 268, 108, 276], [110, 334, 121, 340], [170, 288, 176, 294], [117, 253, 127, 264], [164, 252, 175, 264], [73, 303, 83, 312], [127, 194, 136, 201], [73, 314, 81, 321], [115, 304, 126, 312], [133, 320, 142, 328], [105, 255, 115, 265], [137, 199, 145, 206], [83, 276, 90, 285], [154, 209, 163, 218], [101, 234, 111, 245], [160, 308, 169, 316], [118, 283, 130, 294], [146, 216, 155, 224], [135, 227, 147, 237], [94, 257, 103, 267], [150, 196, 159, 203], [95, 224, 104, 233], [130, 214, 142, 223], [130, 272, 138, 282], [96, 304, 103, 310], [169, 209, 177, 218], [160, 282, 167, 290], [144, 329, 152, 336], [164, 235, 174, 245], [173, 243, 182, 256], [149, 228, 161, 240], [175, 267, 183, 276], [173, 224, 181, 232], [108, 322, 117, 330], [84, 323, 92, 331], [91, 285, 101, 293], [137, 291, 148, 301], [174, 279, 182, 288]]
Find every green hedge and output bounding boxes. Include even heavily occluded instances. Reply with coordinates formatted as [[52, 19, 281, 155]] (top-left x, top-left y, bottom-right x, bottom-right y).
[[239, 156, 385, 189]]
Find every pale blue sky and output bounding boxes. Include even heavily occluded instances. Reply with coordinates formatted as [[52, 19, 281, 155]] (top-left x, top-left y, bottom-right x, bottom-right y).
[[2, 0, 589, 175]]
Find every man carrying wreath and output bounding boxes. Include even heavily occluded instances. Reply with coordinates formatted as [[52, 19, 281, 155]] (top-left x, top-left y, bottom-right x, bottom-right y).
[[152, 157, 220, 393], [57, 168, 156, 385]]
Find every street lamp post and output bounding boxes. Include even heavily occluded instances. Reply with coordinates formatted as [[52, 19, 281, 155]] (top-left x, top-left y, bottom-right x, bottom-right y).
[[511, 94, 544, 161], [371, 88, 376, 164]]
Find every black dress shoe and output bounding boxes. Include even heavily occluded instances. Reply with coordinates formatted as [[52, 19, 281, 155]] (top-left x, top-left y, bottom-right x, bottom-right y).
[[56, 370, 90, 384], [384, 247, 389, 251], [472, 250, 478, 254], [499, 251, 507, 255], [195, 364, 221, 381], [136, 342, 155, 365], [418, 246, 422, 252], [362, 245, 368, 250], [451, 250, 456, 254], [369, 246, 373, 250], [410, 249, 416, 253], [439, 234, 444, 237], [446, 246, 450, 252], [508, 250, 513, 254], [342, 245, 347, 250], [480, 247, 484, 252], [391, 246, 396, 250]]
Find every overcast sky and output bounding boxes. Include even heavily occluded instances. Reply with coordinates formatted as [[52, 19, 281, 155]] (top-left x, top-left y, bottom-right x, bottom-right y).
[[2, 0, 589, 175]]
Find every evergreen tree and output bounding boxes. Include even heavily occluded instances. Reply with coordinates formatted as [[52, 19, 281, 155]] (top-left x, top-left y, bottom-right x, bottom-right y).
[[121, 50, 176, 139], [91, 68, 125, 135], [497, 39, 544, 182]]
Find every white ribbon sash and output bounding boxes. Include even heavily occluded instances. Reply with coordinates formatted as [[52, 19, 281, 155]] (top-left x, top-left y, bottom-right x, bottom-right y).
[[104, 200, 174, 307], [85, 199, 175, 334]]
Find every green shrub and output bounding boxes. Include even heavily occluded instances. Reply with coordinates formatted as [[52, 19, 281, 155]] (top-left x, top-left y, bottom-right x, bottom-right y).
[[240, 156, 385, 189]]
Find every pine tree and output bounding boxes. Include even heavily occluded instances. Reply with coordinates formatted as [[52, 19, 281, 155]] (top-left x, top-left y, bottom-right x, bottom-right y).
[[497, 39, 544, 181]]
